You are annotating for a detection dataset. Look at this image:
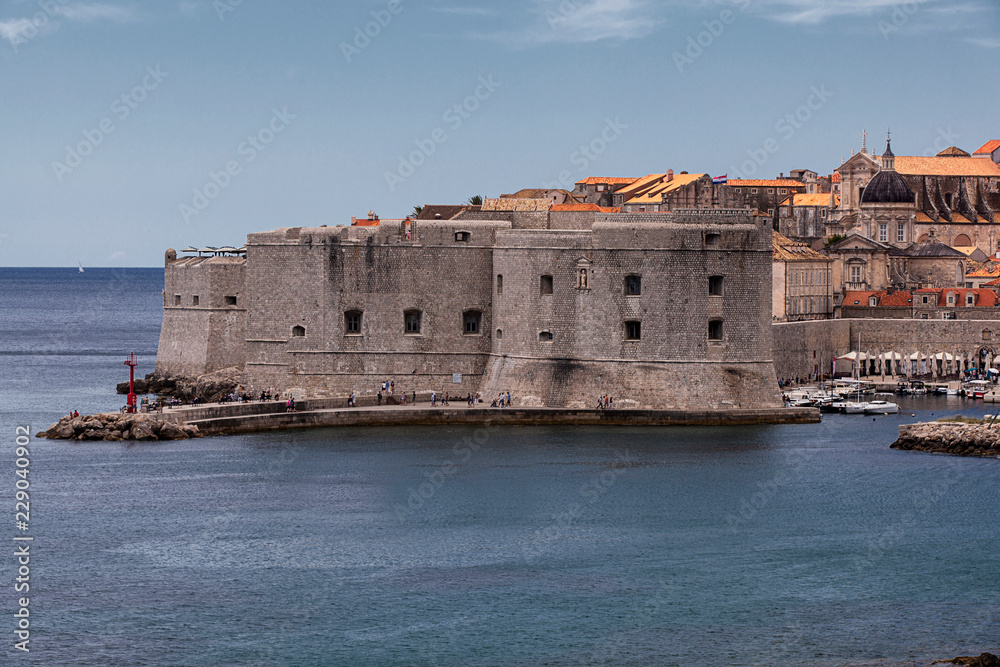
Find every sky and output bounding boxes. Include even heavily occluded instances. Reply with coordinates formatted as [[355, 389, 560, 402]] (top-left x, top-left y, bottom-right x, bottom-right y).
[[1, 0, 998, 267]]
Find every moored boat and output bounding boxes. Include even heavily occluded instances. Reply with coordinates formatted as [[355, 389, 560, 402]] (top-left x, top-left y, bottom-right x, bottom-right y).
[[864, 400, 899, 415]]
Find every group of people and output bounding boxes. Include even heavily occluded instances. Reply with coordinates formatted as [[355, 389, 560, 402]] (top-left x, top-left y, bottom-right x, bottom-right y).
[[490, 392, 512, 408], [221, 388, 281, 404], [597, 395, 615, 410]]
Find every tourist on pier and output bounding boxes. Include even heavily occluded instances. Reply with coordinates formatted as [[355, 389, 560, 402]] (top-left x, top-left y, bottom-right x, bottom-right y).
[[443, 392, 449, 405], [378, 391, 383, 406], [431, 392, 437, 406], [348, 392, 356, 407], [390, 381, 394, 395]]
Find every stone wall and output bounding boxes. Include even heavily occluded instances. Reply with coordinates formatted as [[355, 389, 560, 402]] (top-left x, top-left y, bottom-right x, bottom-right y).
[[155, 255, 246, 378]]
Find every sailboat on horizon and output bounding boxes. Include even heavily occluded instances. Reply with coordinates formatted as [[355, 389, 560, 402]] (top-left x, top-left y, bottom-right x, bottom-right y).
[[78, 261, 85, 274]]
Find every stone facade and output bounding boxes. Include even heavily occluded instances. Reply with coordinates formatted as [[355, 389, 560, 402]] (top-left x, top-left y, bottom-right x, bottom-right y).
[[156, 209, 782, 410]]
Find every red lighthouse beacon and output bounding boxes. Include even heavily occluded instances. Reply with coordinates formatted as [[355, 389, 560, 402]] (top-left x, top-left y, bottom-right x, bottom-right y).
[[124, 352, 138, 413]]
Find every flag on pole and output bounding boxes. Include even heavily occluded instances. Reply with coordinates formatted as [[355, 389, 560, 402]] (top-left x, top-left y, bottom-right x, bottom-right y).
[[713, 175, 728, 184]]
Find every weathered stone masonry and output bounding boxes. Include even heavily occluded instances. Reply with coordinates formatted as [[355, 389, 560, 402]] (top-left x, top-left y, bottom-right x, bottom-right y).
[[155, 210, 783, 410]]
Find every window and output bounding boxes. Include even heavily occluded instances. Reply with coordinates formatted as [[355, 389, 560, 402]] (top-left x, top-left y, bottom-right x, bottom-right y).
[[767, 208, 775, 217], [850, 265, 863, 284], [869, 296, 877, 307], [345, 311, 363, 335], [821, 209, 828, 218], [751, 188, 758, 194], [921, 313, 929, 319], [540, 275, 554, 295], [577, 268, 589, 289], [597, 184, 606, 192], [708, 320, 724, 342], [625, 321, 641, 341], [404, 310, 422, 334], [539, 331, 554, 342], [879, 224, 888, 242], [496, 274, 503, 294], [779, 189, 787, 195], [225, 296, 238, 306], [897, 224, 905, 243], [947, 294, 955, 305], [193, 295, 200, 306], [174, 295, 181, 306], [625, 275, 642, 296], [922, 295, 929, 304], [496, 329, 503, 340], [967, 295, 975, 306], [455, 231, 471, 242], [708, 275, 724, 296], [705, 233, 721, 246], [734, 187, 742, 193], [767, 188, 774, 194], [292, 325, 306, 337], [463, 311, 482, 335]]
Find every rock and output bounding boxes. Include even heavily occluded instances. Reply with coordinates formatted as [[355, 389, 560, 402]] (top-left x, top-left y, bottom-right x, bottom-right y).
[[130, 422, 158, 441], [158, 423, 189, 440], [934, 653, 1000, 667], [55, 423, 77, 439], [105, 432, 122, 442], [892, 422, 1000, 459], [181, 424, 202, 438]]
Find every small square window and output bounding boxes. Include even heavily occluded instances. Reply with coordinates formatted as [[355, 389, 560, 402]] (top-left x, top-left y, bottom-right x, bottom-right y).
[[705, 233, 721, 246], [539, 331, 554, 342], [405, 310, 422, 334], [455, 231, 471, 242], [708, 275, 724, 296], [540, 275, 554, 295], [625, 321, 641, 341], [463, 311, 481, 335], [345, 311, 363, 335], [292, 325, 306, 337], [709, 320, 724, 341], [193, 295, 200, 306], [225, 296, 238, 306], [174, 295, 181, 306], [625, 275, 642, 296]]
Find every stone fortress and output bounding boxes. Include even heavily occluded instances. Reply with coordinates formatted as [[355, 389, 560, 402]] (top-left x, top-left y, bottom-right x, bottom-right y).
[[155, 209, 783, 410]]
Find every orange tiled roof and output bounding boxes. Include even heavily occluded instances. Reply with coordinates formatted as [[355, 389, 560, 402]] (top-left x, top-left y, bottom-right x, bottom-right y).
[[351, 217, 380, 227], [772, 231, 829, 262], [728, 179, 806, 188], [550, 203, 619, 213], [894, 156, 1000, 177], [831, 172, 841, 183], [575, 177, 638, 185], [843, 290, 913, 308], [913, 288, 999, 308], [984, 278, 1000, 287], [781, 193, 840, 207], [967, 266, 1000, 279], [974, 140, 1000, 155]]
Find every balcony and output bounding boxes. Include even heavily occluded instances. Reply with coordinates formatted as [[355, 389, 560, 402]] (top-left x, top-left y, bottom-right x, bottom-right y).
[[845, 282, 869, 291]]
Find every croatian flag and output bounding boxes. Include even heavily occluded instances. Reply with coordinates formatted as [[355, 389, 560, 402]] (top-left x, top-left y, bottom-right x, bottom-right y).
[[713, 175, 727, 184]]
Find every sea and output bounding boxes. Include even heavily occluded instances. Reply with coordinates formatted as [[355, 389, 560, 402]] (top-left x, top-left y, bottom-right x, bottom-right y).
[[0, 267, 997, 667]]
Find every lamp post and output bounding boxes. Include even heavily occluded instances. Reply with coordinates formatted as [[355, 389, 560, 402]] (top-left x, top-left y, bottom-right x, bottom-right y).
[[124, 352, 138, 413]]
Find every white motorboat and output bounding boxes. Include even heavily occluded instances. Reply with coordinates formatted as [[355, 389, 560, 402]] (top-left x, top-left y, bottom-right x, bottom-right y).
[[864, 400, 899, 415], [842, 402, 869, 414]]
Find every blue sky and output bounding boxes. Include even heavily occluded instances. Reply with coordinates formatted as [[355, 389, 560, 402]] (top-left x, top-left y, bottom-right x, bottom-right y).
[[1, 0, 998, 267]]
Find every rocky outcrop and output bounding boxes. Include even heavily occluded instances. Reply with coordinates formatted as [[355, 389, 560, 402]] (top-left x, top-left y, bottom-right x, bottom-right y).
[[117, 367, 243, 404], [933, 653, 1000, 667], [892, 421, 1000, 458], [37, 413, 201, 442]]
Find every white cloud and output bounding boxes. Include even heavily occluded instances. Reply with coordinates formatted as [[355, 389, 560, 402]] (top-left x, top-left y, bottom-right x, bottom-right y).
[[431, 5, 500, 17], [0, 3, 136, 47], [742, 0, 991, 25], [967, 36, 1000, 48], [496, 0, 660, 45]]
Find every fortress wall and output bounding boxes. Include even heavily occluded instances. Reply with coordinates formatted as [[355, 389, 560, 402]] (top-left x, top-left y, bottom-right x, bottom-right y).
[[155, 256, 245, 378], [773, 318, 1000, 379], [482, 219, 782, 409]]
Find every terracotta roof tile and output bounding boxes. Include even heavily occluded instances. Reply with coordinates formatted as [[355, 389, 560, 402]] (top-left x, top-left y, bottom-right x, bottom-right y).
[[727, 179, 806, 188], [894, 156, 1000, 177], [843, 290, 913, 308], [625, 173, 705, 204], [781, 194, 840, 207], [772, 230, 830, 262], [575, 177, 638, 185], [974, 140, 1000, 155], [550, 203, 619, 212]]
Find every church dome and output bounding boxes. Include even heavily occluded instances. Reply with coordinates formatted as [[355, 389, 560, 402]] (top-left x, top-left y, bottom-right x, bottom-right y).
[[861, 168, 914, 204]]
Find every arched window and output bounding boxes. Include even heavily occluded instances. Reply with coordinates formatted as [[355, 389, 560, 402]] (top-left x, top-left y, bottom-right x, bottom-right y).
[[496, 274, 503, 294], [496, 329, 503, 340], [539, 331, 554, 342], [954, 234, 972, 247], [291, 325, 306, 338]]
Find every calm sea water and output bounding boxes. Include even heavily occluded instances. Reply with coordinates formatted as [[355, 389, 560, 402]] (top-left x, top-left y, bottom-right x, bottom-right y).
[[0, 268, 997, 667]]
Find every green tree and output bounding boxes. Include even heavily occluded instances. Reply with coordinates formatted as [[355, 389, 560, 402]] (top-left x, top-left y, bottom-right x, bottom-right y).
[[467, 195, 483, 206], [411, 205, 423, 217]]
